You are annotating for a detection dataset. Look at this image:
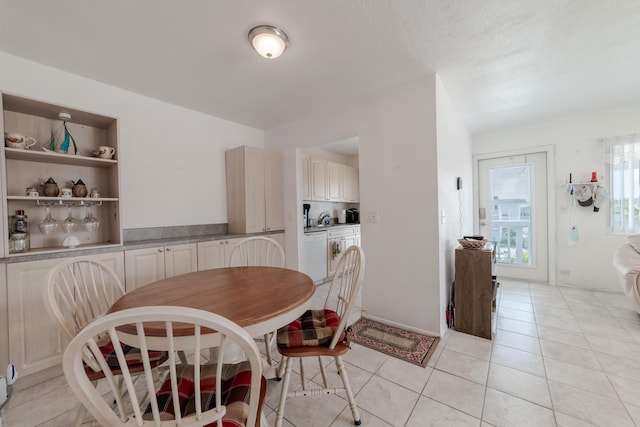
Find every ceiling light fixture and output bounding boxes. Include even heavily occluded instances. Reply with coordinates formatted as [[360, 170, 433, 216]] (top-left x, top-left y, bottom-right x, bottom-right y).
[[248, 25, 289, 59]]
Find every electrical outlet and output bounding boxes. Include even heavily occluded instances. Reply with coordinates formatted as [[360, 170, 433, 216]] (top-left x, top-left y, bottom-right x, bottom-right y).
[[367, 211, 379, 224]]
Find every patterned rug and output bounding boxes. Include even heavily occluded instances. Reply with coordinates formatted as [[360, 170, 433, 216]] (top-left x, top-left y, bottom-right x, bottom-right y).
[[348, 318, 440, 367]]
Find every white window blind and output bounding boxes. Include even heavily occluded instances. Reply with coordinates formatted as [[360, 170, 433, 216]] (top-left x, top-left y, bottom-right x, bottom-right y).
[[607, 134, 640, 233]]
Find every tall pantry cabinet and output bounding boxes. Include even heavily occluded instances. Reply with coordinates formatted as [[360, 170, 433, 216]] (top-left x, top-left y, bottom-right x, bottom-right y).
[[225, 146, 284, 234]]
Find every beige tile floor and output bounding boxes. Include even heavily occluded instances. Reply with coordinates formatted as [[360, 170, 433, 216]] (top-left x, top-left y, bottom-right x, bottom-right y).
[[4, 279, 640, 426]]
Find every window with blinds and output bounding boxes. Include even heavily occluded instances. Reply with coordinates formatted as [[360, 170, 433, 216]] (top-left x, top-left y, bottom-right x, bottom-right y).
[[607, 135, 640, 234]]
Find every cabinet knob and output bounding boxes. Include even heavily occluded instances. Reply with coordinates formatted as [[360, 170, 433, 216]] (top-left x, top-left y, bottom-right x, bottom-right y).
[[166, 247, 171, 252], [158, 248, 164, 253]]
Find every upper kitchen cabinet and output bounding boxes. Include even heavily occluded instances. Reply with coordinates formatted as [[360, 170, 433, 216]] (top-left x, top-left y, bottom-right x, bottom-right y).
[[301, 154, 311, 200], [306, 155, 359, 203], [310, 157, 342, 202], [226, 146, 284, 234], [310, 157, 328, 201], [0, 92, 122, 257], [343, 165, 360, 203]]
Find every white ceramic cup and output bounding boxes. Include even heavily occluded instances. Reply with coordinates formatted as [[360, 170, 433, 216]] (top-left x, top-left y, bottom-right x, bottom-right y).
[[5, 133, 37, 149], [60, 188, 73, 198], [25, 188, 39, 197], [97, 145, 115, 159]]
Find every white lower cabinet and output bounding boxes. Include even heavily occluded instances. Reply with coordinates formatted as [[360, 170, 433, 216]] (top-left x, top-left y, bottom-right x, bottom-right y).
[[327, 227, 358, 278], [197, 238, 243, 270], [266, 233, 285, 252], [125, 244, 197, 291], [7, 252, 125, 379], [198, 233, 284, 270]]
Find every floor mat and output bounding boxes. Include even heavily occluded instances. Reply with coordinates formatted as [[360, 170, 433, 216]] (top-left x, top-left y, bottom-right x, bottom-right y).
[[348, 318, 440, 367]]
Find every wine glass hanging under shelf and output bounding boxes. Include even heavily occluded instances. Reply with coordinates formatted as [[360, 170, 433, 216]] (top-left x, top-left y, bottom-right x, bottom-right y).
[[35, 199, 104, 207]]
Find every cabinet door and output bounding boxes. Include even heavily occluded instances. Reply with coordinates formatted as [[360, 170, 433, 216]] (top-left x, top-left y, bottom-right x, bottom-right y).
[[343, 166, 360, 203], [352, 167, 360, 202], [198, 240, 228, 270], [267, 233, 285, 252], [7, 258, 67, 377], [327, 161, 343, 201], [125, 247, 166, 291], [264, 150, 284, 231], [328, 235, 351, 278], [244, 147, 267, 233], [164, 243, 198, 278], [301, 154, 311, 201], [311, 157, 328, 201], [92, 251, 125, 285], [344, 235, 356, 251]]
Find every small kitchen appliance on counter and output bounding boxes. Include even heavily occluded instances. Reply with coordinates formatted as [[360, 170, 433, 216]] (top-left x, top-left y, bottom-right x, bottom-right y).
[[338, 209, 346, 224], [303, 204, 311, 228], [346, 208, 359, 223]]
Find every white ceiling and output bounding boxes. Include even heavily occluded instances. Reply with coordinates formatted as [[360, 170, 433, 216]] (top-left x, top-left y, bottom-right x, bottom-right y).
[[1, 0, 640, 137]]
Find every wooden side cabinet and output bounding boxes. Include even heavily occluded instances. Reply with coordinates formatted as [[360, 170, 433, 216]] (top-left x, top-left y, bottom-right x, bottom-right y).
[[454, 245, 497, 340]]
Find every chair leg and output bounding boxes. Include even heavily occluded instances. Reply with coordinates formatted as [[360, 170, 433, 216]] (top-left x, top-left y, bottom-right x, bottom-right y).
[[299, 358, 306, 390], [276, 355, 287, 379], [275, 357, 293, 427], [317, 356, 328, 388], [73, 404, 88, 427], [263, 333, 273, 366], [335, 355, 361, 425]]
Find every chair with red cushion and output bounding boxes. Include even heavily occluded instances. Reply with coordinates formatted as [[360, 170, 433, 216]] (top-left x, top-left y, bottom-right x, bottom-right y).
[[63, 306, 266, 427], [44, 256, 169, 426], [275, 245, 365, 427]]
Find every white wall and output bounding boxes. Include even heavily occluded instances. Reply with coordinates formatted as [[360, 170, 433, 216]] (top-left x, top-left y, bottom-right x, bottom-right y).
[[0, 51, 263, 229], [435, 76, 474, 335], [266, 75, 446, 335], [473, 103, 640, 291]]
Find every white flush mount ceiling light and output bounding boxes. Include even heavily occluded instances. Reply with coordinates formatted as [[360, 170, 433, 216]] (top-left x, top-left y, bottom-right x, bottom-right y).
[[248, 25, 289, 59]]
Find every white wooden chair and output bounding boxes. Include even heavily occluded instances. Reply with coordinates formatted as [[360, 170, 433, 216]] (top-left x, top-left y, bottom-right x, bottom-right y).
[[228, 236, 285, 365], [63, 306, 266, 427], [43, 256, 169, 426], [228, 236, 285, 269], [275, 245, 365, 427]]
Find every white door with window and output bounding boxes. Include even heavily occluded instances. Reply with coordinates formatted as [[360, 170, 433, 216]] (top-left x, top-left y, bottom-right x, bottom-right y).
[[477, 152, 549, 282]]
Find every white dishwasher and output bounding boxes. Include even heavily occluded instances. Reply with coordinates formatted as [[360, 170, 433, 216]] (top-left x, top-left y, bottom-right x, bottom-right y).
[[301, 231, 328, 284]]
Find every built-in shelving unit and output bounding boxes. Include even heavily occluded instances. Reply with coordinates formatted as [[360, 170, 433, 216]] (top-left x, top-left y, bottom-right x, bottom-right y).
[[1, 92, 122, 257]]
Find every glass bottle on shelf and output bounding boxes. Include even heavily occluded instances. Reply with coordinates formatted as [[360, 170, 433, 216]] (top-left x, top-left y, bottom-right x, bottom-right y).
[[10, 210, 30, 253], [12, 210, 29, 234], [9, 233, 30, 253]]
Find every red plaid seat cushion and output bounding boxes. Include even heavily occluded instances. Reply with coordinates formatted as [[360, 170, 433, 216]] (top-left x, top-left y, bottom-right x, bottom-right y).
[[277, 309, 344, 348], [98, 341, 167, 368], [144, 361, 261, 426]]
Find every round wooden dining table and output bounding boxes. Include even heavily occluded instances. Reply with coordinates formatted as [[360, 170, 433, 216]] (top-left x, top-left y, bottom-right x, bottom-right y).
[[108, 266, 315, 341], [108, 266, 315, 380]]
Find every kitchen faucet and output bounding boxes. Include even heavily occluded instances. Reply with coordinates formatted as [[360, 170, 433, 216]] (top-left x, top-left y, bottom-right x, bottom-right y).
[[318, 211, 331, 225]]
